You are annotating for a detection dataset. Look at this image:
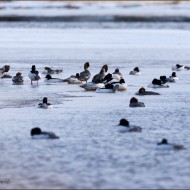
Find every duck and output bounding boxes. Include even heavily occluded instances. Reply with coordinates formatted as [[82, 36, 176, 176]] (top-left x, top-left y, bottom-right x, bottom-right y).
[[135, 87, 160, 95], [78, 62, 91, 83], [28, 65, 41, 85], [169, 72, 179, 81], [12, 72, 24, 85], [64, 73, 82, 84], [44, 74, 65, 83], [129, 67, 141, 75], [92, 64, 108, 84], [129, 97, 145, 107], [156, 138, 185, 151], [96, 84, 120, 93], [147, 78, 169, 88], [80, 65, 109, 91], [42, 67, 62, 75], [184, 66, 190, 70], [0, 65, 10, 78], [172, 64, 185, 71], [38, 97, 53, 109], [80, 82, 105, 91], [31, 127, 59, 139], [118, 119, 142, 132], [103, 73, 121, 84], [160, 75, 176, 83], [109, 78, 128, 91], [112, 68, 123, 78]]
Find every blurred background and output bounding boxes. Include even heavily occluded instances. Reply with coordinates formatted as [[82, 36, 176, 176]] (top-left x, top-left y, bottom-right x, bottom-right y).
[[0, 0, 190, 29]]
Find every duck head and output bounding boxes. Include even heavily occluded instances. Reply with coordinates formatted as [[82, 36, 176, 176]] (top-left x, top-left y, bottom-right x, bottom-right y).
[[172, 72, 176, 77], [158, 138, 168, 145], [84, 62, 90, 70], [176, 64, 182, 68], [152, 78, 161, 85], [2, 65, 10, 73], [43, 97, 48, 104], [102, 64, 108, 72], [139, 87, 145, 94], [115, 68, 119, 73], [119, 119, 129, 127], [134, 67, 139, 72], [31, 127, 42, 136], [130, 97, 138, 104], [31, 65, 36, 72], [76, 73, 80, 79], [120, 79, 125, 84], [45, 74, 52, 79], [160, 75, 167, 81], [16, 72, 22, 77]]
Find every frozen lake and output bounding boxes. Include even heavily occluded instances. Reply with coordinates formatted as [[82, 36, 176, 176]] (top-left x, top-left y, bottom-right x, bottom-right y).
[[0, 26, 190, 189]]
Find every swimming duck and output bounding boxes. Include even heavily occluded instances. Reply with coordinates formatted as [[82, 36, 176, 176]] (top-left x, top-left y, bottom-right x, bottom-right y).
[[129, 67, 141, 75], [92, 64, 108, 84], [31, 127, 59, 139], [169, 72, 179, 81], [129, 97, 145, 107], [0, 65, 10, 78], [38, 97, 53, 109], [112, 68, 123, 78], [135, 87, 160, 95], [96, 84, 120, 93], [157, 138, 185, 150], [12, 72, 24, 85], [147, 78, 169, 88], [172, 64, 185, 71], [78, 62, 91, 83], [44, 74, 65, 83], [118, 119, 142, 132], [184, 66, 190, 70], [42, 67, 62, 75], [28, 65, 41, 85]]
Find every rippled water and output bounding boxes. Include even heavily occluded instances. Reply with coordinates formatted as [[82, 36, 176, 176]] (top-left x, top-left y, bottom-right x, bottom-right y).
[[0, 27, 190, 189]]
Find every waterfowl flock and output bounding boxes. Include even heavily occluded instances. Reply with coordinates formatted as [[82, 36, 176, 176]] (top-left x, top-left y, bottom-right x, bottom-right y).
[[0, 62, 188, 150]]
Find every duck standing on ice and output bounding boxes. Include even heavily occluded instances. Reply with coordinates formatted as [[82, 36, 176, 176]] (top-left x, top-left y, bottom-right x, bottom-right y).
[[28, 65, 41, 85], [78, 62, 91, 83]]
